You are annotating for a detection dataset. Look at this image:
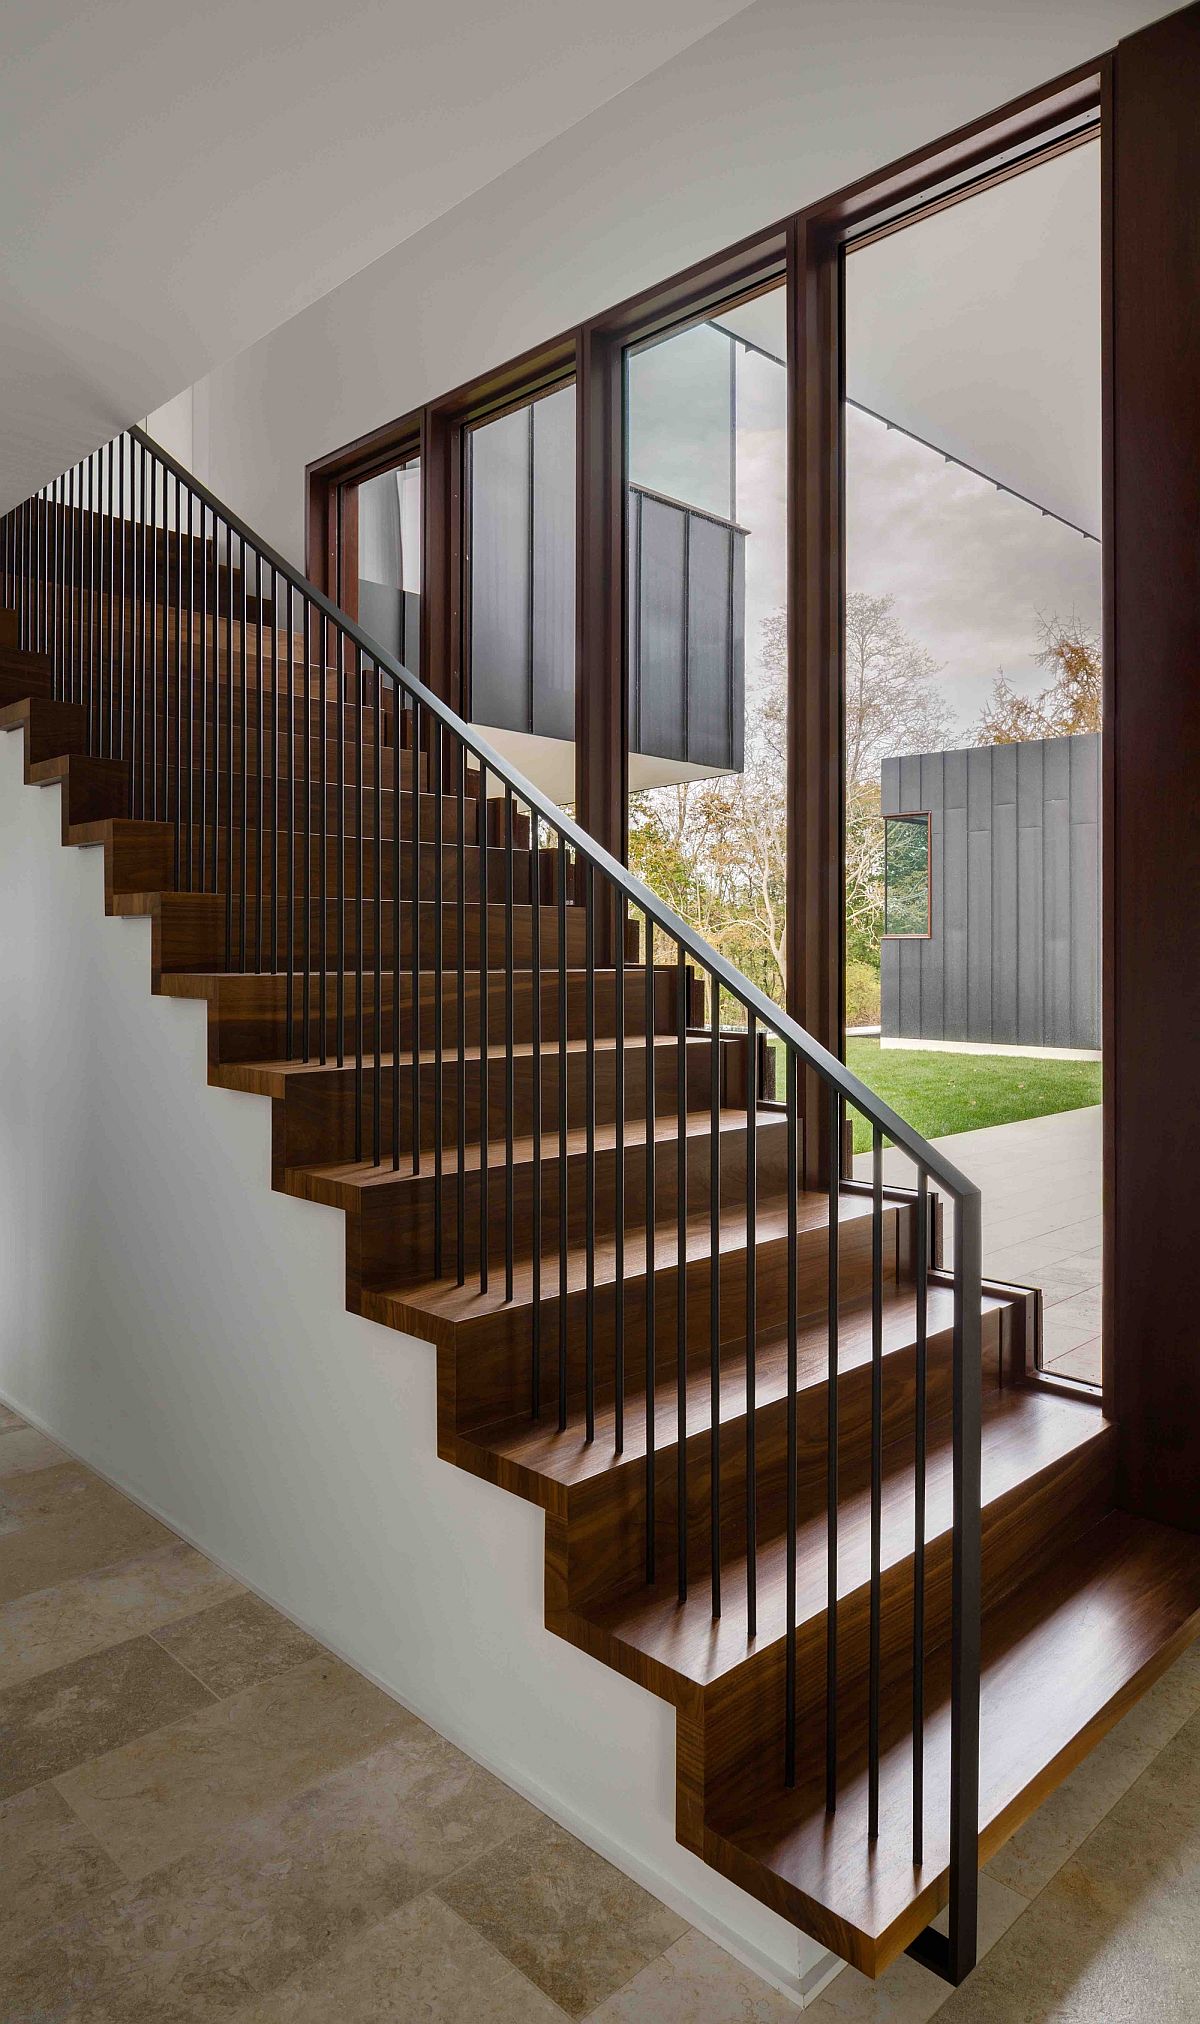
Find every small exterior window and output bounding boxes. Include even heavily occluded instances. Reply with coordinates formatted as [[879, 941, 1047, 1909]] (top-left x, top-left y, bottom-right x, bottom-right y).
[[883, 813, 932, 937]]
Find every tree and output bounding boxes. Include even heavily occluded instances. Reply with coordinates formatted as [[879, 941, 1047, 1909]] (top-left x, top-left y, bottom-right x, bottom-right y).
[[843, 592, 953, 791], [973, 613, 1101, 745]]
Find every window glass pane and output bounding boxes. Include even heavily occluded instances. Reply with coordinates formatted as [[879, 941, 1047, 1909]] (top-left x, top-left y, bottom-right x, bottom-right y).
[[624, 283, 787, 1015], [883, 816, 930, 935], [467, 382, 576, 808], [357, 456, 421, 671]]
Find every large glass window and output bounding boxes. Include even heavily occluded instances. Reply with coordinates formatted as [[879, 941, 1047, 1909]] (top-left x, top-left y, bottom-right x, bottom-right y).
[[466, 382, 576, 808], [624, 283, 788, 1012], [357, 454, 421, 671]]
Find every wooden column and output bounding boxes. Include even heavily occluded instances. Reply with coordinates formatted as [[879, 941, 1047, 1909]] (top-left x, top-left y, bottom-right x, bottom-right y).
[[575, 323, 626, 865], [1109, 2, 1200, 1531]]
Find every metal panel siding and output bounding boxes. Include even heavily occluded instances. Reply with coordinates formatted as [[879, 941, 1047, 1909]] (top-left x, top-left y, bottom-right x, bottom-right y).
[[1070, 734, 1102, 1047], [633, 495, 687, 760], [991, 741, 1018, 1042], [941, 749, 969, 1042], [686, 515, 734, 770], [531, 386, 576, 743], [920, 751, 945, 1041], [967, 748, 993, 1041], [1043, 737, 1072, 1048], [469, 406, 531, 735]]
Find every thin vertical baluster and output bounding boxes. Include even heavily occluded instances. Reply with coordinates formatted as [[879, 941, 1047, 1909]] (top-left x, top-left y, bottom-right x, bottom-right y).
[[201, 505, 210, 884], [317, 610, 327, 1047], [785, 1048, 799, 1786], [409, 697, 422, 1178], [947, 1187, 983, 1982], [676, 944, 688, 1603], [826, 1083, 841, 1814], [353, 641, 364, 1161], [614, 899, 625, 1454], [285, 580, 295, 1050], [745, 1012, 757, 1643], [106, 441, 114, 755], [456, 741, 467, 1287], [913, 1165, 929, 1867], [584, 863, 596, 1442], [868, 1124, 884, 1840], [140, 449, 148, 815], [118, 447, 126, 756], [75, 464, 84, 710], [370, 655, 381, 1165], [504, 785, 515, 1304], [186, 488, 195, 887], [301, 597, 311, 1055], [530, 813, 542, 1417], [477, 764, 490, 1297], [87, 456, 96, 750], [270, 565, 278, 953], [238, 536, 248, 969], [173, 474, 182, 875], [644, 915, 657, 1582], [256, 553, 264, 964], [709, 974, 721, 1617], [432, 716, 444, 1265], [335, 619, 345, 1065], [557, 834, 568, 1433]]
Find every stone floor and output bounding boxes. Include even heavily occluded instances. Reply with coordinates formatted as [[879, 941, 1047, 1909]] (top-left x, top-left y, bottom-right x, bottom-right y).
[[855, 1103, 1103, 1386], [4, 1393, 1198, 2022]]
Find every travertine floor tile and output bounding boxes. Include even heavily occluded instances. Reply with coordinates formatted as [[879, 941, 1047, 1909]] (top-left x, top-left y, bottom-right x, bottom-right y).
[[0, 1635, 213, 1802], [438, 1815, 686, 2017], [0, 1542, 241, 1690], [0, 1404, 26, 1433], [804, 1874, 1026, 2023], [55, 1653, 413, 1881], [0, 1465, 175, 1606], [0, 1782, 120, 1956], [0, 1726, 537, 2022], [152, 1592, 320, 1698], [0, 1425, 68, 1478], [937, 1705, 1200, 2023], [587, 1928, 800, 2020], [230, 1893, 568, 2023]]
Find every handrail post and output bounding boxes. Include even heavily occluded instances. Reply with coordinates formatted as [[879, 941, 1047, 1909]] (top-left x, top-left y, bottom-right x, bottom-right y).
[[948, 1184, 982, 1982]]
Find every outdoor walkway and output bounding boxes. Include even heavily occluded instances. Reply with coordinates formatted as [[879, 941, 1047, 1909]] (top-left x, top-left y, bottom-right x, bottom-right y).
[[855, 1104, 1102, 1385]]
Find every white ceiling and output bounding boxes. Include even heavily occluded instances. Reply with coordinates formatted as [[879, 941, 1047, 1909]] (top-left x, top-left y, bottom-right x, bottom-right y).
[[0, 0, 755, 509]]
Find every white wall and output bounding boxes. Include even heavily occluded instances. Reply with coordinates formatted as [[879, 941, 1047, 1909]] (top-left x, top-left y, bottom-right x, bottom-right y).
[[183, 0, 1165, 565], [0, 726, 835, 2004]]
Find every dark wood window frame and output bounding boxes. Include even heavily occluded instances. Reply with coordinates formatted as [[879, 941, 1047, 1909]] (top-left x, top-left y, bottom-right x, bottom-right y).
[[882, 812, 933, 940]]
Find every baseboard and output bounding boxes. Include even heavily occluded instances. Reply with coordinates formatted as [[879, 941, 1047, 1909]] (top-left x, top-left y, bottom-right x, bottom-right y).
[[1, 1385, 842, 2009]]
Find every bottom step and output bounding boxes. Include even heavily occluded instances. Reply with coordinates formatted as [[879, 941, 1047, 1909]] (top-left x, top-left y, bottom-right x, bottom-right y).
[[707, 1509, 1200, 1976]]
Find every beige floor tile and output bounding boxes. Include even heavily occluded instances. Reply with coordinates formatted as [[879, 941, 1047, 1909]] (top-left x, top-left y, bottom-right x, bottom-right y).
[[804, 1874, 1026, 2023], [986, 1638, 1200, 1899], [0, 1465, 176, 1606], [230, 1893, 568, 2023], [937, 1705, 1200, 2023], [152, 1593, 320, 1698], [0, 1542, 242, 1691], [587, 1928, 801, 2020], [437, 1815, 686, 2018], [0, 1425, 69, 1478], [0, 1635, 214, 1802], [0, 1404, 27, 1433], [0, 1725, 537, 2022], [0, 1782, 120, 1957], [55, 1653, 413, 1881], [1044, 1338, 1101, 1382]]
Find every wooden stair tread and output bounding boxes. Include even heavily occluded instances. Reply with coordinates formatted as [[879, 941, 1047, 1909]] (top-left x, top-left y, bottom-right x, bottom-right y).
[[469, 1281, 1009, 1489], [708, 1509, 1200, 1973], [210, 1030, 714, 1096], [582, 1390, 1107, 1688]]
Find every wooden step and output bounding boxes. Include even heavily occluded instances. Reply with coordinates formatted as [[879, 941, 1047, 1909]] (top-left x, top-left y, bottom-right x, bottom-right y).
[[706, 1508, 1200, 1975]]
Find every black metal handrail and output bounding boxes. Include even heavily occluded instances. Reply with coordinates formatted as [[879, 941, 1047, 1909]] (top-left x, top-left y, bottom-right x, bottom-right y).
[[1, 423, 983, 1984]]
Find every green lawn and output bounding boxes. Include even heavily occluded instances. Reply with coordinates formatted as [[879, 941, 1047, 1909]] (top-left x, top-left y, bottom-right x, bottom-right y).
[[845, 1038, 1101, 1154]]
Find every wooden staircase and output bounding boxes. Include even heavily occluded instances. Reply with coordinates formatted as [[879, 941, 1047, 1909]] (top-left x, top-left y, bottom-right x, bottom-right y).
[[3, 470, 1200, 1989]]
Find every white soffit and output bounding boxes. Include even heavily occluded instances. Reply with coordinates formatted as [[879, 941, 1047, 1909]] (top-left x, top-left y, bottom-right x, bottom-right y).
[[844, 140, 1102, 538]]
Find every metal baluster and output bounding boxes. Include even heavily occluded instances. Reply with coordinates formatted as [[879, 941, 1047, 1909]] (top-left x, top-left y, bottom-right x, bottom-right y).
[[432, 718, 445, 1265], [644, 914, 656, 1581], [351, 634, 363, 1154], [106, 441, 114, 756], [676, 944, 688, 1603], [584, 863, 596, 1442], [710, 973, 721, 1618], [868, 1124, 884, 1840], [370, 653, 381, 1166], [614, 899, 625, 1454], [409, 696, 422, 1179], [504, 785, 515, 1304], [270, 565, 279, 956], [301, 597, 312, 1054], [256, 553, 265, 964], [826, 1082, 841, 1813], [557, 833, 568, 1432], [118, 447, 126, 758], [186, 487, 194, 887], [913, 1165, 929, 1866], [316, 611, 326, 1043], [173, 473, 182, 873], [530, 811, 542, 1417], [335, 618, 345, 1065], [456, 741, 467, 1286], [784, 1050, 800, 1785], [87, 456, 96, 750], [478, 764, 490, 1297], [745, 1011, 758, 1643], [201, 504, 210, 887], [946, 1186, 982, 1983], [285, 580, 295, 1047]]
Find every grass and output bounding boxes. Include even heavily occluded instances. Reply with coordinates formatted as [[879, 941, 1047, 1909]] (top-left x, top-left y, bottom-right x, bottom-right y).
[[845, 1038, 1101, 1155]]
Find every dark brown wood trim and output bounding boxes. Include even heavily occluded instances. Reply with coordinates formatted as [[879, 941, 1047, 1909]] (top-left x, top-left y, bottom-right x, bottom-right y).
[[1108, 3, 1200, 1531], [1099, 54, 1116, 1420], [575, 323, 626, 870], [420, 404, 463, 713]]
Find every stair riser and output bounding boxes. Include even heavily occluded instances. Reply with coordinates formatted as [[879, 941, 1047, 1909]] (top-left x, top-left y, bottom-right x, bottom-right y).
[[276, 1037, 753, 1166], [693, 1422, 1117, 1832], [441, 1208, 904, 1430], [155, 740, 422, 790], [555, 1311, 998, 1614], [188, 967, 687, 1064]]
